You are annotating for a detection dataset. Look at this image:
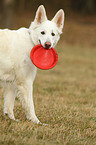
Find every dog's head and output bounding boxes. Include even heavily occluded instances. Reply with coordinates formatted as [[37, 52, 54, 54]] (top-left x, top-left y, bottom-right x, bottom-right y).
[[29, 5, 64, 49]]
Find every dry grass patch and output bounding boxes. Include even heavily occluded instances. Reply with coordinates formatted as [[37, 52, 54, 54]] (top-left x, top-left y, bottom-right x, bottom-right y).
[[0, 43, 96, 145]]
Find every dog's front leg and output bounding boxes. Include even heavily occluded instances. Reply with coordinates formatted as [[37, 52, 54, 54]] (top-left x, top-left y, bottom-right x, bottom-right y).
[[18, 81, 40, 124], [4, 83, 16, 120]]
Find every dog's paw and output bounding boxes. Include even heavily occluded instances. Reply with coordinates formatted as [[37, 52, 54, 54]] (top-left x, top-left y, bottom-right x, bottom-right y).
[[39, 122, 48, 125], [4, 113, 15, 120], [4, 113, 19, 122], [15, 119, 19, 122]]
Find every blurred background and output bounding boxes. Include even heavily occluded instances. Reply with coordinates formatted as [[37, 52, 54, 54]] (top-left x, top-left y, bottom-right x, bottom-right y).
[[0, 2, 96, 143], [0, 0, 96, 47]]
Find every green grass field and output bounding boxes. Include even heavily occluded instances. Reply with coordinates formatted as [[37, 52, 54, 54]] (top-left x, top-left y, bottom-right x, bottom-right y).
[[0, 43, 96, 145]]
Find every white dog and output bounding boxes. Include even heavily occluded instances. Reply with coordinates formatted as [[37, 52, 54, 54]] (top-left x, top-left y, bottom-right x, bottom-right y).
[[0, 5, 64, 124]]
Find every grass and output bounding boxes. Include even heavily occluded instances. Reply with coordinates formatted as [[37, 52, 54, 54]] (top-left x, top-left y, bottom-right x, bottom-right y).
[[0, 13, 96, 145], [0, 43, 96, 145]]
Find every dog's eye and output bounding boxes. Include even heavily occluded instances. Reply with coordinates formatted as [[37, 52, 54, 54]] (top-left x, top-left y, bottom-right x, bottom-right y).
[[41, 31, 45, 35], [51, 32, 55, 36]]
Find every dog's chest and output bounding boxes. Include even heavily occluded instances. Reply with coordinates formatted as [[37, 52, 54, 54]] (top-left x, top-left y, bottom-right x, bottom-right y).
[[0, 28, 37, 83]]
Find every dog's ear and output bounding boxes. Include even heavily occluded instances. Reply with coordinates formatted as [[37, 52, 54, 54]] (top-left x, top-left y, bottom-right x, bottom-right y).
[[34, 5, 47, 24], [52, 9, 64, 31]]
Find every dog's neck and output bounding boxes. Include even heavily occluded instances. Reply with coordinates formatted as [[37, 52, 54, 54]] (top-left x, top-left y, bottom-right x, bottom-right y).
[[28, 30, 36, 47]]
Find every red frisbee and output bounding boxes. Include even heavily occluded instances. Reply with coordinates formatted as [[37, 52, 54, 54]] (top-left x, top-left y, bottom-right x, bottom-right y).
[[30, 44, 58, 70]]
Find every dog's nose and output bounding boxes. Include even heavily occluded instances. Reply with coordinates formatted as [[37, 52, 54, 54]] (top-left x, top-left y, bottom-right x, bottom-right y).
[[45, 42, 51, 49]]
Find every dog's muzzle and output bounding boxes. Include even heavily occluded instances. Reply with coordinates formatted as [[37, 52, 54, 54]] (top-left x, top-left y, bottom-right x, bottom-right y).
[[39, 40, 51, 49]]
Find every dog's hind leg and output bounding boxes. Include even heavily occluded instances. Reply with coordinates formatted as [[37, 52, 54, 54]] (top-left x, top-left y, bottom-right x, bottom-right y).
[[3, 83, 16, 120]]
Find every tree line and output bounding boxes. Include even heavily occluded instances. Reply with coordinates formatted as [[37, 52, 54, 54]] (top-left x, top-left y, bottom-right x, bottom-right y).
[[0, 0, 96, 13], [0, 0, 96, 28]]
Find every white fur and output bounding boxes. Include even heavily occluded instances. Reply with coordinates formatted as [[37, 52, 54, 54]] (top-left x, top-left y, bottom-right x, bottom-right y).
[[0, 5, 64, 124]]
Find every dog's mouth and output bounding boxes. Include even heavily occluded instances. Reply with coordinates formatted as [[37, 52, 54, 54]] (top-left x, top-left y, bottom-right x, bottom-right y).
[[39, 39, 45, 48], [39, 39, 41, 44]]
